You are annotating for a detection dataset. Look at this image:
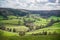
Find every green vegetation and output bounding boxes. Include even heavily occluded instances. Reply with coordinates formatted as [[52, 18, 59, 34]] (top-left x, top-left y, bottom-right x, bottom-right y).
[[49, 16, 60, 21], [7, 16, 17, 19], [0, 16, 3, 19], [26, 22, 60, 35], [0, 30, 60, 40], [0, 15, 60, 40], [0, 30, 18, 36]]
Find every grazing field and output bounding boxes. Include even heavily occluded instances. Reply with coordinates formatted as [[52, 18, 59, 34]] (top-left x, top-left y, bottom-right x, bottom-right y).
[[0, 15, 60, 40], [0, 30, 60, 40], [26, 22, 60, 35], [0, 30, 18, 36]]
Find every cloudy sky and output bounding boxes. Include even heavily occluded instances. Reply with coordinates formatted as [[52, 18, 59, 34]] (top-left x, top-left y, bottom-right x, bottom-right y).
[[0, 0, 60, 10]]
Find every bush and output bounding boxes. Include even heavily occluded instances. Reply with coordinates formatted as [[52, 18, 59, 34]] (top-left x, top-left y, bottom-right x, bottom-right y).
[[6, 28, 10, 31], [48, 32, 51, 35], [0, 25, 6, 30], [42, 30, 47, 35], [13, 28, 16, 32], [53, 31, 57, 35], [9, 28, 12, 32], [19, 31, 25, 36]]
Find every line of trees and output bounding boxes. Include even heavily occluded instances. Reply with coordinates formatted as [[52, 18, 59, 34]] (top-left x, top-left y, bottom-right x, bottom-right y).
[[24, 18, 60, 32], [32, 31, 59, 36]]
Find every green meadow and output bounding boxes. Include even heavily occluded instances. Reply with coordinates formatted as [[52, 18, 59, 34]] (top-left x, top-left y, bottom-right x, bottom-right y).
[[0, 15, 60, 40]]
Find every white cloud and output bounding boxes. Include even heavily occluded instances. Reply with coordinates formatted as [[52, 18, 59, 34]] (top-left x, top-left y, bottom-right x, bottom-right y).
[[0, 0, 60, 10]]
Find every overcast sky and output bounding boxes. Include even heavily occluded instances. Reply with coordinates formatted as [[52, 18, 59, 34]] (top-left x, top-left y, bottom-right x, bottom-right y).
[[0, 0, 60, 10]]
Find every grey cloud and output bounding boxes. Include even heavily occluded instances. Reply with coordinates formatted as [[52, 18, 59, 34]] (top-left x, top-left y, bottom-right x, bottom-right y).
[[0, 0, 60, 10]]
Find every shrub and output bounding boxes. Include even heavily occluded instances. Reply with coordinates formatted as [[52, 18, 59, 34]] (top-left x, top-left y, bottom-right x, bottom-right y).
[[48, 32, 51, 35], [53, 31, 57, 35], [9, 28, 12, 32], [0, 25, 6, 30], [13, 28, 16, 32], [7, 28, 10, 31], [19, 31, 25, 36], [42, 30, 47, 35]]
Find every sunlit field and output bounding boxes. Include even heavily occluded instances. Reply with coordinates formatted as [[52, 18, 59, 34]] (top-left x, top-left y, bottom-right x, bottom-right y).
[[0, 7, 60, 40], [0, 15, 60, 40]]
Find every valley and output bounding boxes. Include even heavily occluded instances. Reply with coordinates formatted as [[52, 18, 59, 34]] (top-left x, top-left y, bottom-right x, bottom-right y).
[[0, 8, 60, 40]]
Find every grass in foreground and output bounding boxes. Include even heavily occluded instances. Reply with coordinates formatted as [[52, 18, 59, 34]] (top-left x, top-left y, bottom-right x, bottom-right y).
[[0, 34, 60, 40]]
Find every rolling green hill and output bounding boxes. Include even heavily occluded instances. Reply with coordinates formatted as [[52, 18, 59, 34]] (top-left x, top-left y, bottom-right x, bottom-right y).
[[0, 8, 60, 40]]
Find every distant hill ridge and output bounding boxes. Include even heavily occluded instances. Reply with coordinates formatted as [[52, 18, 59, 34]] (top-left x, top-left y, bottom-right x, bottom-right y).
[[0, 8, 60, 17]]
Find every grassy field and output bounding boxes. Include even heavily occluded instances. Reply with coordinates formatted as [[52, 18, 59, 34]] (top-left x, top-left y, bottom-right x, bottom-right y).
[[0, 16, 60, 40], [0, 30, 18, 36], [26, 22, 60, 35], [0, 30, 60, 40]]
